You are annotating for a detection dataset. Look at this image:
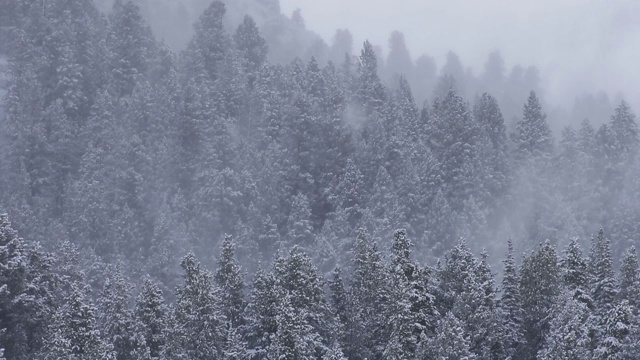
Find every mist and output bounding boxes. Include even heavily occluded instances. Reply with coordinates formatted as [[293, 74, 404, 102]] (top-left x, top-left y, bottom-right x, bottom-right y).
[[281, 0, 640, 111], [0, 0, 639, 358]]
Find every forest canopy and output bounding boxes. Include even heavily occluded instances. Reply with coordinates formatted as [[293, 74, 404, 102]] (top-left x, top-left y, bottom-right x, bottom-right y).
[[0, 0, 639, 359]]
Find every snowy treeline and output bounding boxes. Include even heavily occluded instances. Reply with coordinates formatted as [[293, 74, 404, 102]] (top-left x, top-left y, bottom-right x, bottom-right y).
[[1, 216, 639, 359], [0, 0, 640, 358]]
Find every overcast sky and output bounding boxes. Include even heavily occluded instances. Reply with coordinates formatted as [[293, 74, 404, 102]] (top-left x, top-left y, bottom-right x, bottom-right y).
[[280, 0, 640, 107]]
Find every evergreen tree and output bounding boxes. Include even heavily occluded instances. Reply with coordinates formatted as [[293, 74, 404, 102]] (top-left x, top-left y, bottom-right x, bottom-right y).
[[594, 301, 633, 359], [512, 91, 553, 159], [285, 193, 315, 250], [183, 0, 230, 83], [274, 246, 333, 354], [134, 277, 169, 360], [333, 159, 366, 229], [174, 253, 226, 360], [46, 283, 115, 360], [538, 291, 591, 360], [590, 229, 618, 314], [267, 292, 318, 360], [385, 229, 435, 359], [519, 241, 560, 359], [99, 268, 150, 360], [619, 246, 640, 310], [214, 234, 247, 328], [418, 311, 476, 360], [499, 239, 524, 359], [0, 214, 56, 358], [610, 100, 639, 156], [233, 15, 268, 78], [222, 326, 249, 360], [349, 229, 391, 359], [244, 266, 278, 359], [474, 92, 510, 200], [428, 88, 483, 211], [328, 267, 353, 355], [107, 0, 157, 97], [356, 41, 385, 115], [561, 238, 592, 306]]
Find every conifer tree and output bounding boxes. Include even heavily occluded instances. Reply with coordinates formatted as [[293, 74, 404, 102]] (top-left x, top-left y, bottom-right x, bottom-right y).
[[519, 241, 560, 359], [561, 238, 592, 306], [233, 15, 268, 78], [619, 246, 640, 310], [349, 229, 391, 359], [428, 88, 483, 211], [184, 0, 230, 82], [594, 301, 633, 359], [356, 41, 385, 115], [134, 277, 169, 360], [267, 292, 318, 360], [538, 291, 591, 360], [244, 266, 278, 359], [610, 100, 639, 156], [333, 159, 366, 228], [174, 253, 226, 360], [0, 214, 56, 358], [285, 193, 315, 250], [418, 311, 476, 360], [108, 0, 157, 97], [512, 91, 553, 159], [590, 229, 618, 314], [99, 268, 150, 360], [499, 239, 524, 359], [222, 326, 249, 360], [385, 229, 435, 359], [215, 234, 247, 328], [274, 246, 334, 354], [474, 92, 510, 200], [46, 283, 116, 360]]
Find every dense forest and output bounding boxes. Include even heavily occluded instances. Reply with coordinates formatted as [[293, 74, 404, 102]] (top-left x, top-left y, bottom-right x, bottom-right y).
[[0, 0, 639, 359]]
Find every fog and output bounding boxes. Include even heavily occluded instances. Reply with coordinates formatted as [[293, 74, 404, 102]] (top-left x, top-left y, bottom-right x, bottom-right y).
[[1, 1, 640, 358], [281, 0, 640, 111]]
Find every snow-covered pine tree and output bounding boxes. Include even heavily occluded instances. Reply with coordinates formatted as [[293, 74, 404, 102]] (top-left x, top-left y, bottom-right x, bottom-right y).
[[267, 292, 318, 360], [474, 92, 510, 202], [538, 291, 591, 360], [233, 15, 268, 78], [45, 283, 116, 360], [285, 193, 316, 250], [215, 234, 247, 329], [349, 229, 391, 359], [274, 246, 334, 354], [512, 91, 553, 160], [385, 229, 435, 359], [356, 41, 385, 116], [519, 241, 560, 360], [0, 214, 56, 358], [499, 239, 524, 360], [134, 277, 169, 360], [418, 311, 476, 360], [244, 266, 278, 359], [174, 253, 226, 359], [619, 246, 640, 309], [99, 268, 150, 360], [107, 0, 157, 97], [589, 229, 618, 314], [561, 238, 593, 307]]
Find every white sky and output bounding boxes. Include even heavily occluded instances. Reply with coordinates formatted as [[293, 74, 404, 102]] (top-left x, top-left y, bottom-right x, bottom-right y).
[[280, 0, 640, 107]]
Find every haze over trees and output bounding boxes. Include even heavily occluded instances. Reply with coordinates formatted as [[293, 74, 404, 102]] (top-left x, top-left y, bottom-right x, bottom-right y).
[[0, 0, 638, 358]]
